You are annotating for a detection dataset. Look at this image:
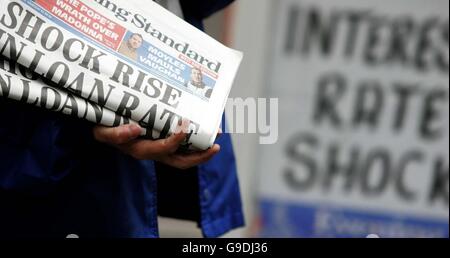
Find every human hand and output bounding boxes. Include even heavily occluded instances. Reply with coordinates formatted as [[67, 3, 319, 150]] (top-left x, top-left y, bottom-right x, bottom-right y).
[[93, 120, 221, 170]]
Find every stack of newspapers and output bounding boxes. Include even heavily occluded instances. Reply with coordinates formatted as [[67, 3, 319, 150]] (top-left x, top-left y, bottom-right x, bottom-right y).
[[0, 0, 243, 150]]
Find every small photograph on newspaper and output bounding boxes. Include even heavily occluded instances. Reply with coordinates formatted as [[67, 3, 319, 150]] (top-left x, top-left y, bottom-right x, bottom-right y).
[[118, 31, 218, 100]]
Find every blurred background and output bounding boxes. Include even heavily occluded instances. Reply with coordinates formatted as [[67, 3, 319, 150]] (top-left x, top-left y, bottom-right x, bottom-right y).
[[160, 0, 449, 238]]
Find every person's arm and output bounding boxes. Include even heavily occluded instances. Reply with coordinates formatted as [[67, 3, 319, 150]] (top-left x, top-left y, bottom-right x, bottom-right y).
[[93, 120, 221, 170], [180, 0, 235, 21]]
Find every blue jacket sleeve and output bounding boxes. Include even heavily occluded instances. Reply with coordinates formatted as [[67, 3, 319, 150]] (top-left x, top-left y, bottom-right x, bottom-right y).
[[180, 0, 235, 28], [0, 99, 92, 195]]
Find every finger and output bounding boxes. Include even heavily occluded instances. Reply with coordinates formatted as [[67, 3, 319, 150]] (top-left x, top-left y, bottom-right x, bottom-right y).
[[165, 144, 221, 169], [174, 118, 191, 134], [93, 124, 142, 145], [121, 129, 188, 159], [160, 119, 191, 153]]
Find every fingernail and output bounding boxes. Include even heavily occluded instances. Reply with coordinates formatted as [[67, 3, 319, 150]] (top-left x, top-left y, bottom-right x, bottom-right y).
[[183, 119, 191, 134], [130, 124, 142, 134], [182, 119, 191, 126], [176, 119, 190, 134], [127, 124, 141, 139]]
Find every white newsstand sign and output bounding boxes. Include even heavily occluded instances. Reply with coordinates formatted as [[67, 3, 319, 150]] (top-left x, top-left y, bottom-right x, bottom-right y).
[[257, 0, 449, 237]]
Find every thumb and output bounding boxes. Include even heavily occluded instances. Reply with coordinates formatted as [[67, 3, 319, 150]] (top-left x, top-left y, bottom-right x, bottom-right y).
[[93, 124, 142, 145]]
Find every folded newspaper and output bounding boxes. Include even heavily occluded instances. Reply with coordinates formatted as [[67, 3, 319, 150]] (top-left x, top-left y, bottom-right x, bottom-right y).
[[0, 0, 243, 150]]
